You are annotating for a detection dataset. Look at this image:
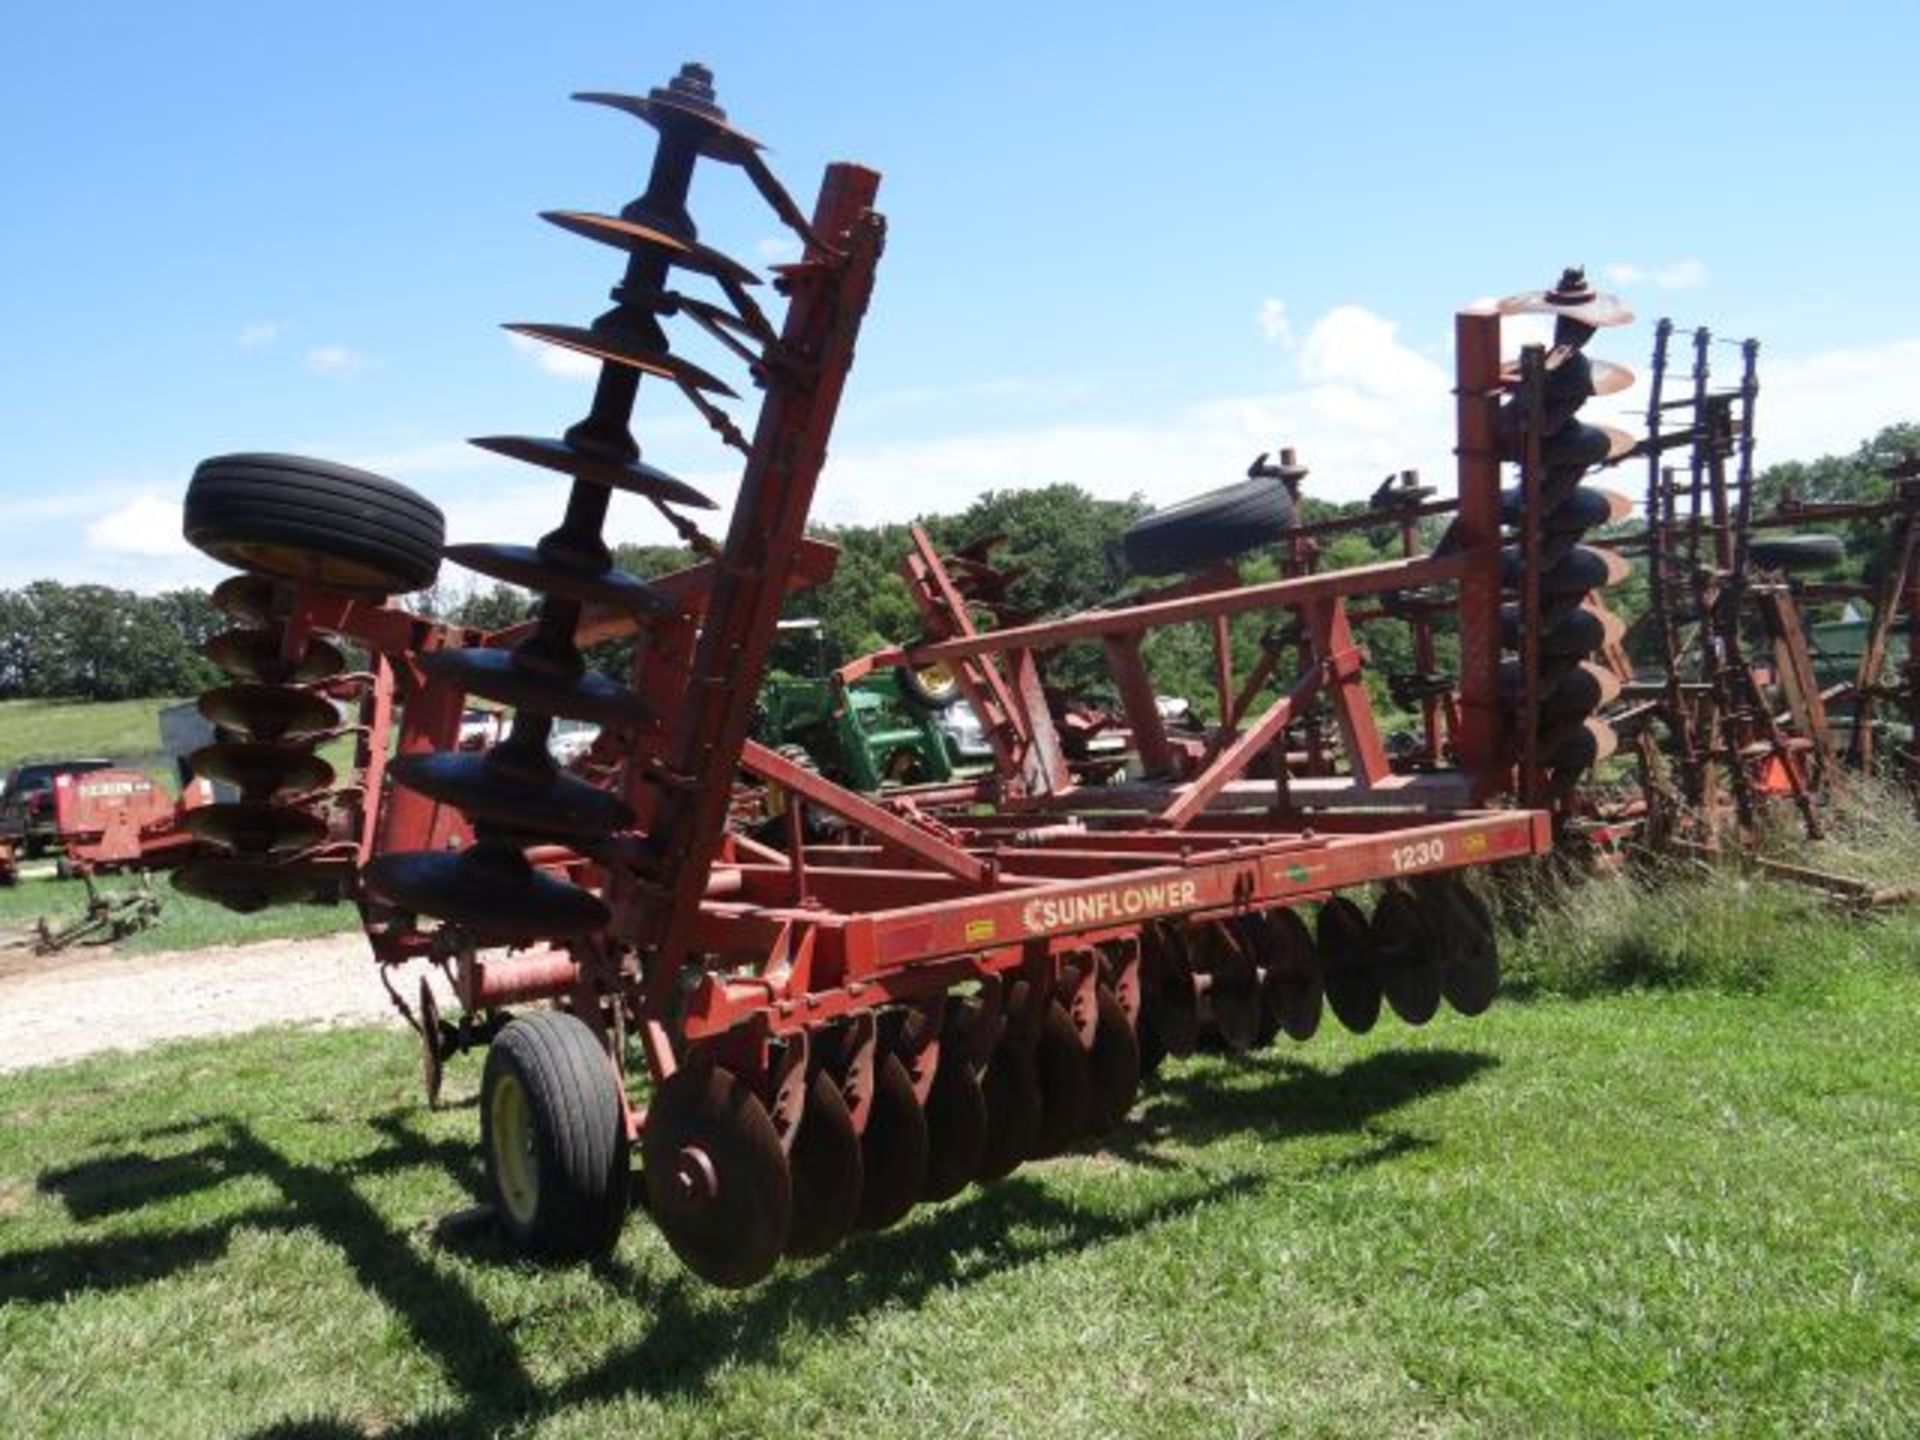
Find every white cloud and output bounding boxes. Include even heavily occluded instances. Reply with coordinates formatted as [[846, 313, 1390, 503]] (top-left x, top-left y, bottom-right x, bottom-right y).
[[1605, 258, 1708, 291], [306, 344, 371, 376], [1296, 305, 1450, 403], [756, 235, 801, 264], [813, 304, 1460, 523], [237, 321, 280, 349], [84, 494, 194, 558], [1256, 297, 1294, 347], [347, 439, 494, 477], [1756, 336, 1920, 470], [508, 331, 599, 381], [20, 303, 1917, 598]]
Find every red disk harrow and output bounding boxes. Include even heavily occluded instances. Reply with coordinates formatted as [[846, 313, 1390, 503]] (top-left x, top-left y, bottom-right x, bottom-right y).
[[172, 64, 1639, 1286]]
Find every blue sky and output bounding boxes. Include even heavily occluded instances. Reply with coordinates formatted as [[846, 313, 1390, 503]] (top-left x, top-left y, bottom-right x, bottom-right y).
[[4, 2, 1917, 591]]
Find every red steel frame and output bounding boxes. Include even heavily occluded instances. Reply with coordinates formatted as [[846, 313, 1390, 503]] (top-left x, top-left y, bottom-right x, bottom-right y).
[[249, 230, 1549, 1108]]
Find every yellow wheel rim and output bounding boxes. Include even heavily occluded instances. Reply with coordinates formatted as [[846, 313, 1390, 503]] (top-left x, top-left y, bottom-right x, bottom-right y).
[[224, 541, 402, 594], [916, 662, 958, 700], [490, 1071, 540, 1226]]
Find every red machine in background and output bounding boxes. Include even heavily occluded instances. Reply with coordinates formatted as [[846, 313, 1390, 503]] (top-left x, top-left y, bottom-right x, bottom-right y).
[[167, 63, 1639, 1290], [49, 768, 212, 877]]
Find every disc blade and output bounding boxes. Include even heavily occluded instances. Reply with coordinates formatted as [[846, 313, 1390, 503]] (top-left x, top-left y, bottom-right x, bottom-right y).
[[853, 1053, 928, 1232], [569, 91, 767, 165], [976, 1037, 1042, 1182], [189, 741, 334, 799], [643, 1061, 791, 1289], [920, 1050, 990, 1203], [1496, 283, 1633, 329], [181, 801, 328, 855], [210, 574, 280, 627], [503, 323, 738, 398], [198, 683, 338, 742], [1545, 716, 1619, 776], [419, 977, 445, 1110], [1369, 888, 1443, 1027], [1503, 484, 1634, 532], [1193, 922, 1262, 1053], [1033, 999, 1092, 1158], [1498, 353, 1634, 396], [1502, 602, 1628, 658], [1428, 882, 1501, 1017], [1501, 659, 1624, 717], [421, 649, 654, 730], [1084, 985, 1141, 1137], [1504, 544, 1632, 595], [444, 543, 677, 617], [365, 844, 609, 940], [784, 1070, 863, 1259], [468, 435, 716, 510], [1317, 896, 1380, 1034], [1141, 922, 1200, 1059], [203, 629, 346, 685], [539, 209, 698, 263], [172, 856, 330, 913], [387, 750, 631, 839], [1234, 914, 1283, 1049], [1261, 907, 1324, 1042]]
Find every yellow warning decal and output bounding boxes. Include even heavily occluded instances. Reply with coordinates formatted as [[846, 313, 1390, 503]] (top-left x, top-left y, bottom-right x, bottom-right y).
[[964, 918, 997, 943]]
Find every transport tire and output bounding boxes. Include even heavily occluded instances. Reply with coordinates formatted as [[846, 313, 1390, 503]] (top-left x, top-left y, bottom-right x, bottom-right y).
[[897, 654, 961, 708], [1121, 476, 1299, 577], [481, 1011, 630, 1261], [184, 453, 444, 596], [1748, 533, 1844, 573]]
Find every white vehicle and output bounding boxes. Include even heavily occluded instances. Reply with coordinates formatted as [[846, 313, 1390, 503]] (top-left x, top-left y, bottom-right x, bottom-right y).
[[458, 708, 506, 751], [1155, 694, 1203, 732], [937, 700, 995, 763], [548, 717, 602, 766]]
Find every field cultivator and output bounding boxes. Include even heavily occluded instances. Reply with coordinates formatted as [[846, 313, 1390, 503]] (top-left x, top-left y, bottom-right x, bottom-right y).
[[1586, 318, 1920, 856], [169, 64, 1657, 1287]]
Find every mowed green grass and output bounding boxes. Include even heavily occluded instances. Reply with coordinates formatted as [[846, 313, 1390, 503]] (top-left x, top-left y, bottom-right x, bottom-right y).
[[0, 695, 358, 790], [1, 950, 1914, 1438], [0, 697, 188, 773], [0, 867, 352, 955]]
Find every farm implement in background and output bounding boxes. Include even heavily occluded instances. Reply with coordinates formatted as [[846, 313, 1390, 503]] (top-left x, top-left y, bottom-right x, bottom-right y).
[[166, 62, 1663, 1289], [0, 874, 163, 958], [0, 769, 217, 954]]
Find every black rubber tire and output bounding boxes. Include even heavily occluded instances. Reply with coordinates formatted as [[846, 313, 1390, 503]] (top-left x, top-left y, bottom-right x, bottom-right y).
[[480, 1011, 630, 1261], [1749, 533, 1845, 573], [184, 453, 444, 596], [1121, 476, 1298, 577], [896, 654, 961, 709]]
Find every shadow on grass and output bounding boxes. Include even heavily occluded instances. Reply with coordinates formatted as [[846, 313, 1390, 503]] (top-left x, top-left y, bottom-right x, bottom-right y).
[[1114, 1047, 1497, 1161], [2, 1044, 1494, 1437]]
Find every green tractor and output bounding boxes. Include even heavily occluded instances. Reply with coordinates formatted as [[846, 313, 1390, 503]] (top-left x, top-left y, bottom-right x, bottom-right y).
[[755, 620, 966, 792]]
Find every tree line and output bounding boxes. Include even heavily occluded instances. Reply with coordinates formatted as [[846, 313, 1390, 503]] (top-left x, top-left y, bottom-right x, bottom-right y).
[[4, 423, 1913, 709], [0, 583, 226, 702]]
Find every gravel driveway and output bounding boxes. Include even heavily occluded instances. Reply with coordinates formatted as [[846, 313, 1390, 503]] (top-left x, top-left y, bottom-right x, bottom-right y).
[[0, 931, 419, 1074]]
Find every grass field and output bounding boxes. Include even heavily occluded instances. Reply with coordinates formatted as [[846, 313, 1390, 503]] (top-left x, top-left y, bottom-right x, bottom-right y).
[[0, 867, 353, 954], [0, 697, 188, 773], [1, 932, 1914, 1437]]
